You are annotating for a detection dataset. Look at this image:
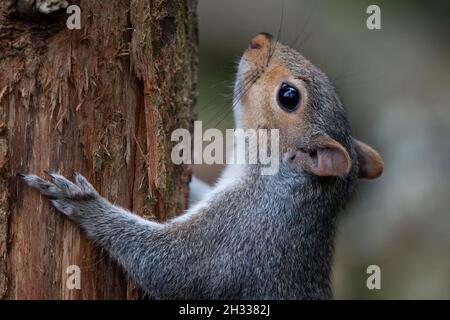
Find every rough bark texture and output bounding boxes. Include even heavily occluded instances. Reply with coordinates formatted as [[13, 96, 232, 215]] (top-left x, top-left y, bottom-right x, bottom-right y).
[[0, 0, 197, 299]]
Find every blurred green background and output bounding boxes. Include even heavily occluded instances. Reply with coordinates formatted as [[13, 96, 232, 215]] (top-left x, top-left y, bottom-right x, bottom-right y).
[[194, 0, 450, 299]]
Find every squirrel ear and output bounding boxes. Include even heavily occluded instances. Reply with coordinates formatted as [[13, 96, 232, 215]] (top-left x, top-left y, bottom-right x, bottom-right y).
[[354, 139, 384, 179], [300, 137, 352, 177]]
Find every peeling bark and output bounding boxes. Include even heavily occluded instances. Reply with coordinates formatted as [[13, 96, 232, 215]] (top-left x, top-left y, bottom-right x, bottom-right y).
[[0, 0, 197, 299]]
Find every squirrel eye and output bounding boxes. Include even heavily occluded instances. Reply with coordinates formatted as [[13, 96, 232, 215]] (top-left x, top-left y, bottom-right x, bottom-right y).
[[277, 82, 301, 112]]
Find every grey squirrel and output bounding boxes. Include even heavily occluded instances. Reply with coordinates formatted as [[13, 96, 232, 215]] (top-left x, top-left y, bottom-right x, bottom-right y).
[[19, 33, 383, 299]]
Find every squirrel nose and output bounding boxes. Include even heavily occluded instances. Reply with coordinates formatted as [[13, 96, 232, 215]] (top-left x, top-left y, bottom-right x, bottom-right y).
[[249, 32, 272, 50]]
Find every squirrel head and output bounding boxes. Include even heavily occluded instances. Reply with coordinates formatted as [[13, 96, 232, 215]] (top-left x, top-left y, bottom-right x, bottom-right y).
[[235, 33, 383, 180]]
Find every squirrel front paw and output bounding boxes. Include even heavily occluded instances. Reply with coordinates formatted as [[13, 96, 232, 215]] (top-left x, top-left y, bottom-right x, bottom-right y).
[[19, 171, 98, 217]]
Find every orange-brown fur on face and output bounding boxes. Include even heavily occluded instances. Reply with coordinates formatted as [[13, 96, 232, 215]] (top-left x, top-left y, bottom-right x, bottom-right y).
[[237, 34, 320, 157], [235, 33, 383, 179], [239, 61, 309, 156]]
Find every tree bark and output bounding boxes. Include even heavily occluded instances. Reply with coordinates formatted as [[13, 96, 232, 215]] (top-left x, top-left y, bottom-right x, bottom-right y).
[[0, 0, 197, 299]]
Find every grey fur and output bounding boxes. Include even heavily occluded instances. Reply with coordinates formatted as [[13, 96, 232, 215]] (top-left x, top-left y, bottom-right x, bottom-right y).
[[20, 159, 354, 299]]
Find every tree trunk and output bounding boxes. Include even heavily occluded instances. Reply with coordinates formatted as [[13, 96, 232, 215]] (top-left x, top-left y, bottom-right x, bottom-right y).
[[0, 0, 197, 299]]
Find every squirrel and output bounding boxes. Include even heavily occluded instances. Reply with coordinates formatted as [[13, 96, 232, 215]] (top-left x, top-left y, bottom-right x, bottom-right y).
[[19, 33, 383, 299]]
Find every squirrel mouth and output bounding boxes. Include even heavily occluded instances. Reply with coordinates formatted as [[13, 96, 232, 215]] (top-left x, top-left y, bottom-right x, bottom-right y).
[[288, 147, 319, 167], [303, 148, 318, 158], [296, 147, 318, 160]]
